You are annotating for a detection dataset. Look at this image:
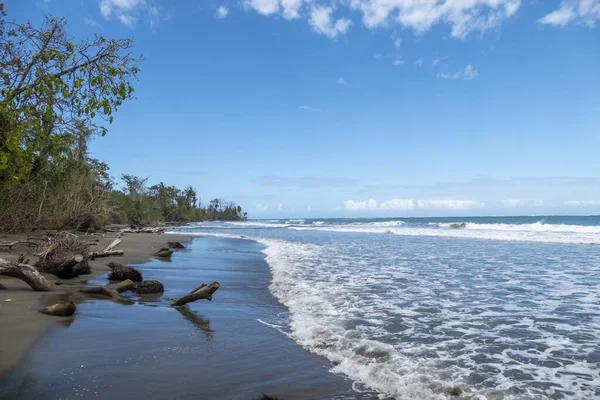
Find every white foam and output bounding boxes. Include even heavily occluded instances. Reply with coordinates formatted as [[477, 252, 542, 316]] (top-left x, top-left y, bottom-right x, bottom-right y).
[[291, 223, 600, 245], [223, 221, 288, 228]]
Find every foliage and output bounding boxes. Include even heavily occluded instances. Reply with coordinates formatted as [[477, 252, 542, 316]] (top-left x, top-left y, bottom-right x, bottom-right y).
[[0, 6, 139, 181], [0, 5, 246, 233], [108, 175, 247, 225]]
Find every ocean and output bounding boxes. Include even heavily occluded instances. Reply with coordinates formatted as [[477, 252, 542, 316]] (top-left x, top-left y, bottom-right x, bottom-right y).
[[171, 216, 600, 399]]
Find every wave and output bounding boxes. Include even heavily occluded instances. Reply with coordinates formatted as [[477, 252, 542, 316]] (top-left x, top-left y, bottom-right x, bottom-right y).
[[429, 221, 600, 234], [223, 221, 288, 228], [291, 225, 600, 245], [259, 238, 455, 399]]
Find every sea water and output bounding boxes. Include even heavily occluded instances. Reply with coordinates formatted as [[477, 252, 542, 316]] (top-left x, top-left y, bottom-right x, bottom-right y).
[[172, 216, 600, 399]]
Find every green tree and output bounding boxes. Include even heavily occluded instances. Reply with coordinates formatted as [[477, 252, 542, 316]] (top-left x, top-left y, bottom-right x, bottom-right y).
[[0, 5, 140, 182]]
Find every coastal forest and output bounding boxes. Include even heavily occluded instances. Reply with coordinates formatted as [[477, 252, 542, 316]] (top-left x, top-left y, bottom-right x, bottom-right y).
[[0, 4, 246, 233]]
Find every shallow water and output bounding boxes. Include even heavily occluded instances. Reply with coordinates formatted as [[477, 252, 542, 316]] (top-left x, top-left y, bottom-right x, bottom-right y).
[[0, 237, 369, 400], [169, 217, 600, 399]]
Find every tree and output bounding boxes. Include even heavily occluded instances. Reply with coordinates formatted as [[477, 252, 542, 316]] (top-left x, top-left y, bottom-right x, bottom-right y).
[[0, 5, 140, 182]]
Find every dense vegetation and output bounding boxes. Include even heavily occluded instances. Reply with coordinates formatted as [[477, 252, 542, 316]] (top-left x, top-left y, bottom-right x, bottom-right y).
[[0, 4, 245, 232]]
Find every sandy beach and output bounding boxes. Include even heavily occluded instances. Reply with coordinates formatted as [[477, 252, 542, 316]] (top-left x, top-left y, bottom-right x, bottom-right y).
[[0, 234, 371, 399], [0, 231, 189, 378]]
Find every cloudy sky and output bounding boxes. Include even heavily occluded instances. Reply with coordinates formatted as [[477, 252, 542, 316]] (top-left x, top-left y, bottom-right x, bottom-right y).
[[10, 0, 600, 217]]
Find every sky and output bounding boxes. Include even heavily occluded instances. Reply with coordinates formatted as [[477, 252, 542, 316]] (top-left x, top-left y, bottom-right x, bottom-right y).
[[6, 0, 600, 218]]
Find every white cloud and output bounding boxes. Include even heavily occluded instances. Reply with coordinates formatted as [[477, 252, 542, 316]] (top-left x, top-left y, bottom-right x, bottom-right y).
[[99, 0, 144, 17], [438, 64, 479, 80], [336, 77, 346, 84], [299, 105, 323, 112], [345, 198, 484, 212], [243, 0, 280, 15], [84, 17, 103, 29], [394, 37, 402, 48], [216, 6, 229, 18], [309, 5, 352, 38], [282, 0, 304, 19], [539, 0, 600, 27], [99, 0, 165, 28], [278, 203, 284, 211], [380, 198, 415, 210], [349, 0, 521, 38], [148, 6, 161, 29], [244, 0, 305, 19], [415, 58, 423, 67], [432, 57, 443, 66], [393, 56, 404, 66], [242, 0, 521, 40], [117, 13, 136, 27], [417, 199, 484, 209], [345, 199, 378, 211], [565, 200, 600, 206]]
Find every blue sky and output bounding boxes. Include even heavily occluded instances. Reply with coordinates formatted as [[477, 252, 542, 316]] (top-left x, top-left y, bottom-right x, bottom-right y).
[[8, 0, 600, 217]]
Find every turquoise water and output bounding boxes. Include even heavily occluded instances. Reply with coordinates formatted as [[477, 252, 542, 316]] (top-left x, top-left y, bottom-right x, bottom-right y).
[[172, 216, 600, 399]]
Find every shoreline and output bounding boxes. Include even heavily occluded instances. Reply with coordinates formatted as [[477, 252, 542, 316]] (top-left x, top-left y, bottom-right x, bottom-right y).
[[0, 231, 192, 379], [0, 234, 367, 399]]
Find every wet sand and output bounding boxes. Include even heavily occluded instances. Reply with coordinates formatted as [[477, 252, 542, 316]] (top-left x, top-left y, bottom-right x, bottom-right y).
[[0, 231, 187, 378], [0, 236, 372, 399]]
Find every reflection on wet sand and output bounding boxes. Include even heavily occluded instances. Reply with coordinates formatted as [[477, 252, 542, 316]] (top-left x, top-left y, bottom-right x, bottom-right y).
[[176, 306, 214, 341]]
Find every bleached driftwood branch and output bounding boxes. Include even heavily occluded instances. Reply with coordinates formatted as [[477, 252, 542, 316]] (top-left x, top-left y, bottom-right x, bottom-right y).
[[0, 258, 53, 291], [171, 282, 220, 307]]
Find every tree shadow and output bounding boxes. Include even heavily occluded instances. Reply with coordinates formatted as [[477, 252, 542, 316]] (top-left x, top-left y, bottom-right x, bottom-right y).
[[176, 306, 214, 341]]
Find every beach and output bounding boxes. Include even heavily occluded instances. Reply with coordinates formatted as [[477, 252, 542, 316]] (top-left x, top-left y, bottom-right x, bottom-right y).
[[0, 232, 185, 377], [0, 234, 368, 400]]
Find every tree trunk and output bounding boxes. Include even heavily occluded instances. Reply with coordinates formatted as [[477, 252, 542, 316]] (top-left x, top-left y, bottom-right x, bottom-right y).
[[88, 250, 124, 259], [0, 258, 54, 291], [103, 238, 121, 252], [79, 286, 120, 299], [171, 282, 220, 307]]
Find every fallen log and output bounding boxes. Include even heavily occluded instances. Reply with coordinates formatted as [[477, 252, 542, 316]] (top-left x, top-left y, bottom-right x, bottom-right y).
[[0, 240, 39, 250], [107, 279, 136, 293], [103, 238, 121, 252], [88, 250, 124, 259], [171, 282, 220, 307], [79, 286, 120, 299], [39, 301, 76, 317], [0, 258, 54, 291]]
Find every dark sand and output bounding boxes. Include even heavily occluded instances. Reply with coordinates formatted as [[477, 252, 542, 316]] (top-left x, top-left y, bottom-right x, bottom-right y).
[[0, 231, 185, 377], [0, 236, 374, 399]]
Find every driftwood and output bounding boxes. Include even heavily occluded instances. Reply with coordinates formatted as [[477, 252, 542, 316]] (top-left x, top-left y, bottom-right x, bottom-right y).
[[107, 279, 136, 293], [154, 248, 173, 258], [171, 282, 220, 307], [0, 258, 53, 291], [88, 249, 124, 259], [79, 286, 120, 299], [0, 240, 40, 250], [167, 241, 185, 249], [123, 227, 166, 234], [39, 301, 76, 317], [103, 238, 121, 252]]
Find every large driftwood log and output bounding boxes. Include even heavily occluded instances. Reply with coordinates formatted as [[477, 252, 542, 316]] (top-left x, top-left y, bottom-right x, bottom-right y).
[[88, 249, 124, 259], [171, 282, 220, 307], [0, 258, 54, 291], [103, 238, 121, 252]]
